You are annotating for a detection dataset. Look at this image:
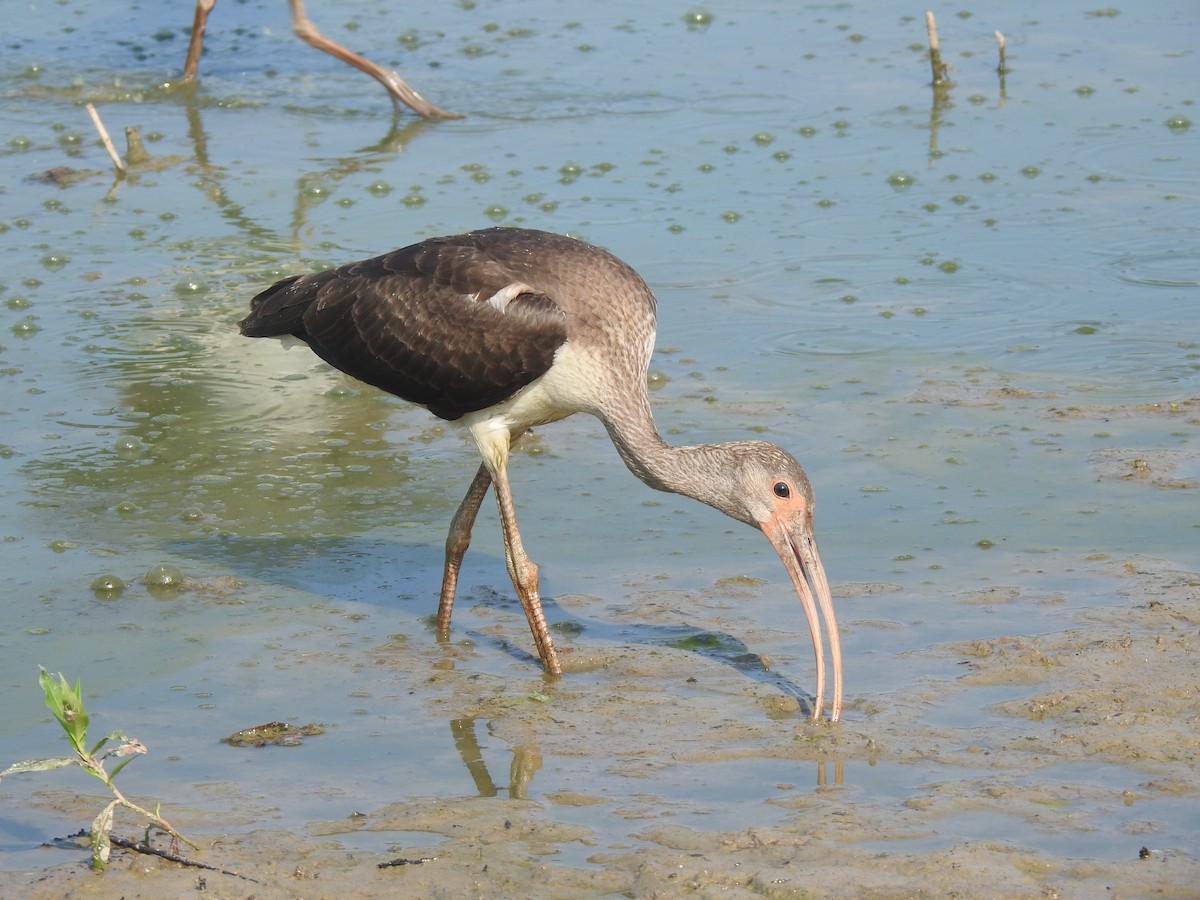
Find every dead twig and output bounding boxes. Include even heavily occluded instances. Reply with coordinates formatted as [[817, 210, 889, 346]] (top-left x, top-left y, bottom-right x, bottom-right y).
[[109, 835, 260, 883], [378, 856, 438, 868], [85, 103, 126, 175]]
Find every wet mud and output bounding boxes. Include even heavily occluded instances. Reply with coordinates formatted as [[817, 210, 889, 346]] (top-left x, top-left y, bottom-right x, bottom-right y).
[[5, 551, 1196, 899]]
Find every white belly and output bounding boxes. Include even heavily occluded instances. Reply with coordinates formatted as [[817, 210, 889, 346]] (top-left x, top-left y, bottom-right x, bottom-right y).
[[461, 341, 602, 470]]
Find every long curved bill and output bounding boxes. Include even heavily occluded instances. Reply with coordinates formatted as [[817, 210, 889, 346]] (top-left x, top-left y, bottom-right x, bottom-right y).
[[761, 516, 842, 722]]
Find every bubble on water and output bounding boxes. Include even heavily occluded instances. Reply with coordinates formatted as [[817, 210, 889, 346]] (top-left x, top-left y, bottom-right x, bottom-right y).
[[324, 381, 355, 400], [144, 564, 184, 588], [11, 318, 41, 337], [91, 574, 127, 598], [175, 279, 209, 296], [647, 370, 670, 391]]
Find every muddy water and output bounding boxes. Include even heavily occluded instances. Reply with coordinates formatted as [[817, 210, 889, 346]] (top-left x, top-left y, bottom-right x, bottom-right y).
[[1, 1, 1197, 896]]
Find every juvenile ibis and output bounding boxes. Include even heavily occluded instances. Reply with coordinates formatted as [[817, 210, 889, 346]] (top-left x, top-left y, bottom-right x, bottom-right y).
[[239, 227, 843, 721]]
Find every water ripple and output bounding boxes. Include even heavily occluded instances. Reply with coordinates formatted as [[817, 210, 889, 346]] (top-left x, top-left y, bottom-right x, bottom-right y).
[[1108, 248, 1200, 289], [1072, 127, 1199, 186]]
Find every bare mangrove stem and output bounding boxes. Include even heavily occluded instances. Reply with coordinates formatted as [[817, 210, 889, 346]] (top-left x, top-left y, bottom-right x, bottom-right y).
[[925, 10, 948, 86], [86, 103, 126, 175]]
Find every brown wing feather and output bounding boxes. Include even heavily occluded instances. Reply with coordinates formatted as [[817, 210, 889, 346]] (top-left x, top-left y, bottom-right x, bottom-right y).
[[239, 232, 569, 420]]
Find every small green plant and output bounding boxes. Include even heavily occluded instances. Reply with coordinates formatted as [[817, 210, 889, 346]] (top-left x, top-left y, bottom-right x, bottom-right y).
[[0, 668, 196, 870]]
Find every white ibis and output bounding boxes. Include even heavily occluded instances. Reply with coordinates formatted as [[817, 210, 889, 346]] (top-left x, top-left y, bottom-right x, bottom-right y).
[[239, 227, 843, 721]]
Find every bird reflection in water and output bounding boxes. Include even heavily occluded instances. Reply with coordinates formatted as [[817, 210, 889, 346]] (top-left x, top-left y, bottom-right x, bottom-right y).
[[451, 717, 541, 800]]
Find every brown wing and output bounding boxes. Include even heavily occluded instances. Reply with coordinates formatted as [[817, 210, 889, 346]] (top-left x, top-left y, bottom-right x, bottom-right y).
[[239, 231, 570, 420]]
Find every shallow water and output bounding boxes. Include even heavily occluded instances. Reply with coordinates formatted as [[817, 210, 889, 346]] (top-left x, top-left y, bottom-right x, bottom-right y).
[[1, 0, 1198, 894]]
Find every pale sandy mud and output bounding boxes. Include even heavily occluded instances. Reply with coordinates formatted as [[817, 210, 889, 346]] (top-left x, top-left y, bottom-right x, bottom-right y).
[[3, 551, 1198, 899]]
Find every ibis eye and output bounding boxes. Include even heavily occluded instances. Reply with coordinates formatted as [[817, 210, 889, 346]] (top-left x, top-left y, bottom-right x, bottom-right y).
[[773, 482, 791, 499]]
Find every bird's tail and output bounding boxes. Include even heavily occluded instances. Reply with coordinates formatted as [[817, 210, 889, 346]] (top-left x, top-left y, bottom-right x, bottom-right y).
[[238, 273, 316, 339]]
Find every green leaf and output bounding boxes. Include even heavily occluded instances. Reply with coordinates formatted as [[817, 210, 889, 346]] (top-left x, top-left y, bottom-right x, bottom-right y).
[[39, 668, 65, 722], [91, 801, 116, 871], [0, 757, 77, 782], [89, 731, 126, 757], [39, 668, 89, 750], [79, 763, 112, 787], [108, 756, 136, 781]]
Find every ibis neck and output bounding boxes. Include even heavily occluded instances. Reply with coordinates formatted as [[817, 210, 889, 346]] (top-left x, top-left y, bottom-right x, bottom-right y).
[[600, 393, 722, 505]]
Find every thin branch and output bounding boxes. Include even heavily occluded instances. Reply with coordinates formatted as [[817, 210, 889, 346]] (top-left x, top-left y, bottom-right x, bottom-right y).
[[85, 104, 126, 175], [289, 0, 460, 119], [110, 835, 260, 883], [71, 738, 196, 854], [108, 786, 196, 852]]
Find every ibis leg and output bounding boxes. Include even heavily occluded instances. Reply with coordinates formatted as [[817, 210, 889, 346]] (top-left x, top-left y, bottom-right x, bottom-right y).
[[490, 464, 562, 675], [437, 463, 492, 634], [287, 0, 458, 119], [182, 0, 217, 80]]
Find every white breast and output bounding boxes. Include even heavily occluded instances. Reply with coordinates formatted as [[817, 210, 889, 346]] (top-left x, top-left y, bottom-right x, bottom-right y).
[[461, 341, 608, 469]]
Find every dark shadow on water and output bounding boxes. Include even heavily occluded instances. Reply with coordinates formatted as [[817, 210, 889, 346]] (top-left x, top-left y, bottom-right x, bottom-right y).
[[169, 532, 822, 714], [577, 618, 822, 715]]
